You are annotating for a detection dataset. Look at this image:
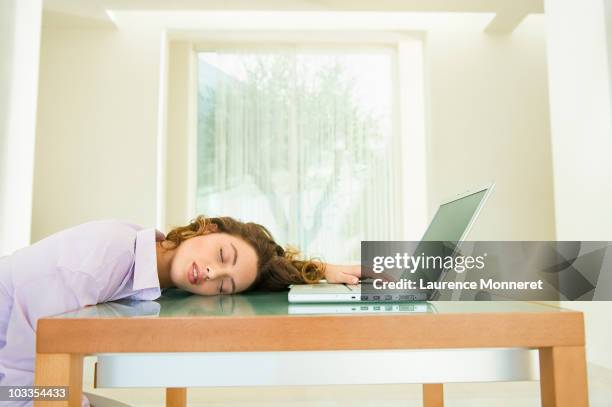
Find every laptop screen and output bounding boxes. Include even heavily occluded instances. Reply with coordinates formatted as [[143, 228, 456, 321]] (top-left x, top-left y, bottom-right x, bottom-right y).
[[407, 187, 489, 291], [421, 188, 488, 242]]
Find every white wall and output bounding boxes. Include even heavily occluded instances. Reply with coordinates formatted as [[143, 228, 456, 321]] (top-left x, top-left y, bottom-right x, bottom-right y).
[[605, 0, 612, 122], [0, 0, 43, 255], [545, 0, 612, 241], [32, 20, 162, 241], [32, 11, 556, 245], [0, 0, 15, 166], [426, 15, 556, 240], [544, 0, 612, 370], [0, 1, 15, 233], [160, 19, 555, 243], [165, 41, 196, 229]]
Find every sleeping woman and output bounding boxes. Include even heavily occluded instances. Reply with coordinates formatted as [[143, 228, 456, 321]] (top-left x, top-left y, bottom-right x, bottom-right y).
[[0, 215, 361, 390]]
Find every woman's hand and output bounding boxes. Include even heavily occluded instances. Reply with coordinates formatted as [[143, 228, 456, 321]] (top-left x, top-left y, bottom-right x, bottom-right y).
[[323, 264, 361, 285], [321, 263, 398, 284]]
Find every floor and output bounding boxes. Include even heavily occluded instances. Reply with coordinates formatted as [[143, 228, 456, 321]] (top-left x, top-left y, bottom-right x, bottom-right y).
[[83, 358, 612, 406]]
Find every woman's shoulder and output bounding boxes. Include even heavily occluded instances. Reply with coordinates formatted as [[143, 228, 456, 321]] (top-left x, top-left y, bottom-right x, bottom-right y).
[[6, 220, 147, 288], [62, 219, 143, 237], [58, 219, 144, 256], [12, 220, 143, 259]]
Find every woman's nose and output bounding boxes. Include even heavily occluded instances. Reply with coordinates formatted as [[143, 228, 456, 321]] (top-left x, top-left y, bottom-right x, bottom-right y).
[[206, 265, 228, 280]]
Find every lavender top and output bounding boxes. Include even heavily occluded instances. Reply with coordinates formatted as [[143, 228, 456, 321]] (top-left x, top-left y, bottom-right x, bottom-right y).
[[0, 220, 163, 401]]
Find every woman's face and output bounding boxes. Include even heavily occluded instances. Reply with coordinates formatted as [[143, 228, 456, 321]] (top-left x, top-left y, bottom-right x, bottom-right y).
[[169, 232, 258, 296]]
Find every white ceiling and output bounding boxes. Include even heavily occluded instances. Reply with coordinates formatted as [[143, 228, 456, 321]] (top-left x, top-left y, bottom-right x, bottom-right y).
[[42, 0, 545, 32]]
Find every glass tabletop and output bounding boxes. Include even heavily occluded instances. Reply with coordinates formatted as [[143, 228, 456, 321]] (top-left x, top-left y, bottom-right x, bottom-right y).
[[52, 288, 568, 319]]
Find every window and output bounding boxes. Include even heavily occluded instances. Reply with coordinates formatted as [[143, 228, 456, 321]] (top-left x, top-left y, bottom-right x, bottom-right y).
[[196, 46, 407, 262]]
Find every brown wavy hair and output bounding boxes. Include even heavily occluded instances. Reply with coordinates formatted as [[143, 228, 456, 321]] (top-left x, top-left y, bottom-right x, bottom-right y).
[[161, 215, 326, 292]]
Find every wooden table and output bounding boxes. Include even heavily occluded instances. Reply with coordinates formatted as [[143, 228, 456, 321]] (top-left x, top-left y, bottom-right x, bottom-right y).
[[34, 291, 588, 407]]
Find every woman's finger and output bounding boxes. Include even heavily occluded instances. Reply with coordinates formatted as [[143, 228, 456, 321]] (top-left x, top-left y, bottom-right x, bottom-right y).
[[341, 272, 360, 285], [342, 265, 361, 277]]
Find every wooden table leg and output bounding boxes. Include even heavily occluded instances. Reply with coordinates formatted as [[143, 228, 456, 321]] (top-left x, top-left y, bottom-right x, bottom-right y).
[[539, 346, 589, 407], [423, 383, 444, 407], [34, 353, 83, 407], [166, 388, 187, 407]]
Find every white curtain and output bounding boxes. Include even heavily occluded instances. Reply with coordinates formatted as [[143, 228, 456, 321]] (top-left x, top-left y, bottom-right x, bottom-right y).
[[196, 48, 404, 263]]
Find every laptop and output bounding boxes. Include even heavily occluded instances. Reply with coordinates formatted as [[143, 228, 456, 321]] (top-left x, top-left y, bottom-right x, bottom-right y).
[[288, 183, 495, 303], [288, 302, 436, 315]]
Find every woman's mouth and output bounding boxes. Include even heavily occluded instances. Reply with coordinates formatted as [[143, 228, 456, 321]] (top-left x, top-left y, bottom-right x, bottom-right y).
[[188, 262, 201, 285]]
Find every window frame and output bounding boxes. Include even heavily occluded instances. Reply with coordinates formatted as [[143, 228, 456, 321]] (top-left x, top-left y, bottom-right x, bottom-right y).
[[181, 30, 428, 249]]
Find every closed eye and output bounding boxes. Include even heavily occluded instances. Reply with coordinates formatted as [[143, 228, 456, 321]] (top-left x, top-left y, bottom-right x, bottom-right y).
[[219, 279, 233, 295], [220, 247, 224, 263]]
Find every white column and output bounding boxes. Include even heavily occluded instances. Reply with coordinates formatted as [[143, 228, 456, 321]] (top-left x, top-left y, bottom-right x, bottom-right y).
[[397, 39, 428, 240], [156, 30, 169, 231], [0, 0, 43, 255], [544, 0, 612, 241], [544, 0, 612, 369]]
